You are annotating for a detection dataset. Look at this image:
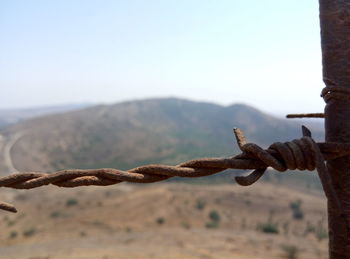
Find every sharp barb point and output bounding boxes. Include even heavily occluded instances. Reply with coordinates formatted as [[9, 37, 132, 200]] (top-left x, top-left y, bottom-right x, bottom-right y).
[[302, 125, 312, 137], [233, 128, 247, 150], [0, 202, 17, 213]]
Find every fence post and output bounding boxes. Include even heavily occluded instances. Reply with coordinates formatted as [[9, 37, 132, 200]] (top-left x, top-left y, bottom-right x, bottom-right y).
[[319, 0, 350, 257]]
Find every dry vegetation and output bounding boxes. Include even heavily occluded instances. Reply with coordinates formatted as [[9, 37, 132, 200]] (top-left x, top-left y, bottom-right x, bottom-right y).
[[0, 182, 328, 259]]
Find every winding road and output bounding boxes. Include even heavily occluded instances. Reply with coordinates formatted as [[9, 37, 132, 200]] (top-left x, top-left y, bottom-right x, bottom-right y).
[[0, 132, 23, 173]]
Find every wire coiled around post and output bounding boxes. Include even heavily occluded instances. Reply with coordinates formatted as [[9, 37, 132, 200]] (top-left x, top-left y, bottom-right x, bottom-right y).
[[234, 126, 342, 215]]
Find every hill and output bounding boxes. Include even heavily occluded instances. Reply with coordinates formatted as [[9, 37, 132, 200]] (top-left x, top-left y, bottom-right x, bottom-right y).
[[0, 98, 322, 174]]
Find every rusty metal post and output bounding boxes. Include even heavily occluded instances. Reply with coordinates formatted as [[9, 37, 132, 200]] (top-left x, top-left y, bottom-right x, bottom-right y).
[[319, 0, 350, 257]]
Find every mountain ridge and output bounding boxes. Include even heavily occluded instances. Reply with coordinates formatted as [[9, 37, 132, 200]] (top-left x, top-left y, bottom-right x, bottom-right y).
[[0, 103, 92, 128]]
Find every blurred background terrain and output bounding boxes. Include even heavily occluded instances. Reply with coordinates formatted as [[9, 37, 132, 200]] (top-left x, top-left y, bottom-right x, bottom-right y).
[[0, 99, 327, 259]]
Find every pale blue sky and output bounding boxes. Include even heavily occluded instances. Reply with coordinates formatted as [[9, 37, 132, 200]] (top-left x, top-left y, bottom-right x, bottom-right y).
[[0, 0, 324, 115]]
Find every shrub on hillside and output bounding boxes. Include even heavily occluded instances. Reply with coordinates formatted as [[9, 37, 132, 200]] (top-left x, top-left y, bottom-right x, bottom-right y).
[[66, 198, 78, 207], [23, 227, 36, 237], [280, 244, 300, 259], [205, 221, 219, 229], [209, 210, 220, 223], [9, 231, 17, 239], [257, 221, 279, 234], [195, 199, 206, 210], [205, 210, 221, 229], [156, 217, 165, 225], [289, 200, 304, 220]]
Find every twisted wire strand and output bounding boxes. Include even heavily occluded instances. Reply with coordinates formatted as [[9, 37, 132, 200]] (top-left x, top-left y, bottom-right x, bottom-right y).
[[0, 126, 348, 214]]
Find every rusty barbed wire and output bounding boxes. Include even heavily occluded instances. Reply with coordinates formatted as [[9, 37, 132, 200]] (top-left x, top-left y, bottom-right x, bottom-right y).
[[0, 126, 349, 214]]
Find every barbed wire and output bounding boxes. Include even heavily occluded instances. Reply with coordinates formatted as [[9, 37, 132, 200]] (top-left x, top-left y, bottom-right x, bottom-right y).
[[1, 126, 349, 214]]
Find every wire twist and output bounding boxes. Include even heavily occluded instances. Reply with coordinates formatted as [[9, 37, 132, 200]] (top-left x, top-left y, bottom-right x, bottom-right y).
[[0, 126, 348, 214], [321, 86, 350, 103], [233, 126, 342, 215]]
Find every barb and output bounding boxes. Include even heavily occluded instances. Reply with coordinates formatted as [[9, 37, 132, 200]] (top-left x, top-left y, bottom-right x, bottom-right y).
[[286, 113, 325, 118], [1, 127, 349, 213], [0, 202, 17, 213]]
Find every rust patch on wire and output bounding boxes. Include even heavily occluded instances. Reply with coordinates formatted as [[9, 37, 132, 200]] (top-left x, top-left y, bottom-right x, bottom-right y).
[[0, 126, 349, 214]]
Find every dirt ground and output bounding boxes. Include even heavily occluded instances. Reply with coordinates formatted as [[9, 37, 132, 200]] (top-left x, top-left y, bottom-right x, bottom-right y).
[[0, 183, 328, 259]]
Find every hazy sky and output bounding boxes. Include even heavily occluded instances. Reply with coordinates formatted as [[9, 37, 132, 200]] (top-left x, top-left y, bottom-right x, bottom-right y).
[[0, 0, 325, 115]]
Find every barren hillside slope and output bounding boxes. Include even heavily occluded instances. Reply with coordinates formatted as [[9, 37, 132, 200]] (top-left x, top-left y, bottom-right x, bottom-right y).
[[0, 183, 328, 259]]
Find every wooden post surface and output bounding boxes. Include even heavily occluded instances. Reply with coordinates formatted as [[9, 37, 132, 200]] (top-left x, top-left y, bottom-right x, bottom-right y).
[[319, 0, 350, 257]]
